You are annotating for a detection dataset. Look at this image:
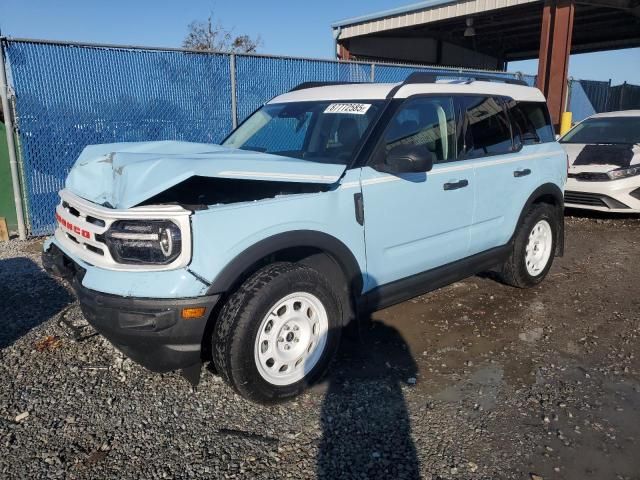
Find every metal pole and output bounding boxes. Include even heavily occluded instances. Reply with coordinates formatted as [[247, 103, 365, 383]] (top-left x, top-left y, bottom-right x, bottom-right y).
[[564, 77, 572, 112], [229, 54, 238, 129], [370, 63, 375, 82], [0, 39, 27, 239]]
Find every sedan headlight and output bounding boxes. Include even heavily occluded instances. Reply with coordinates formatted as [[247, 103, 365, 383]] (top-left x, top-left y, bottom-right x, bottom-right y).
[[608, 165, 640, 180], [105, 220, 182, 265]]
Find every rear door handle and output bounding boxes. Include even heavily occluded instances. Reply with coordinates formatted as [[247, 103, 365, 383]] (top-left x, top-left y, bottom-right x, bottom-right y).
[[443, 179, 469, 191], [514, 169, 531, 177]]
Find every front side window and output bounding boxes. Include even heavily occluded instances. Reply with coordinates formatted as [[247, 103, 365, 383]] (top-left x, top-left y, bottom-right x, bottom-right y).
[[506, 100, 555, 145], [223, 101, 384, 165], [560, 116, 640, 145], [375, 96, 456, 164], [460, 96, 513, 158]]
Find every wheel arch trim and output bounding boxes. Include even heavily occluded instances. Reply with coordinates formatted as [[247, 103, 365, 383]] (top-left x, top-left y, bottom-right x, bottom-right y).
[[206, 230, 364, 296], [513, 182, 565, 256]]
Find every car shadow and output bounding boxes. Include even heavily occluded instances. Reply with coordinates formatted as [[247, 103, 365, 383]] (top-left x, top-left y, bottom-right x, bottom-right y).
[[0, 256, 74, 349], [317, 317, 420, 479]]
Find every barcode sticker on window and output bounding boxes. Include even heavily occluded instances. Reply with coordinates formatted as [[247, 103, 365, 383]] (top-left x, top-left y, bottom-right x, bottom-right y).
[[324, 103, 371, 115]]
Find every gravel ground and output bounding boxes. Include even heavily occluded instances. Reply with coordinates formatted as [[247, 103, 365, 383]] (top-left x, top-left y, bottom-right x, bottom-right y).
[[1, 213, 639, 479]]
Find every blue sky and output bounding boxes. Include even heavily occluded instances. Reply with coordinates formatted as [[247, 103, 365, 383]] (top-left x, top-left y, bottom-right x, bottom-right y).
[[1, 0, 638, 84]]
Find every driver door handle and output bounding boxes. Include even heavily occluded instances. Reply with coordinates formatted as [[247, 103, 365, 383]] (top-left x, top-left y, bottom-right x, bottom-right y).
[[514, 168, 531, 177], [443, 179, 469, 191]]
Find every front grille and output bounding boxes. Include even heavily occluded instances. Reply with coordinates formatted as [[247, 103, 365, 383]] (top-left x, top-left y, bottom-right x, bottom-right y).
[[564, 191, 629, 209], [567, 172, 609, 181], [57, 198, 110, 261], [631, 188, 640, 201], [55, 189, 191, 271]]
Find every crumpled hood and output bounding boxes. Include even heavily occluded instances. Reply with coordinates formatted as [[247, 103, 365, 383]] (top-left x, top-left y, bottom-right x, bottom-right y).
[[65, 141, 346, 209], [563, 143, 640, 173]]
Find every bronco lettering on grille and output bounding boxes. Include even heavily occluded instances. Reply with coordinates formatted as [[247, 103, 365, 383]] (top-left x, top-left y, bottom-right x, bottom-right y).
[[55, 212, 91, 239]]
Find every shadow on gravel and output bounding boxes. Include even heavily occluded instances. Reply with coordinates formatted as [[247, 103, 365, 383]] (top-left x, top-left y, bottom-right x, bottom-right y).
[[317, 318, 420, 480], [0, 257, 73, 349]]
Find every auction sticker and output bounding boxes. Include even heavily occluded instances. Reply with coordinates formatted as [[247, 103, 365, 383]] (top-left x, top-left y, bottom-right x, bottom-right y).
[[324, 103, 371, 115]]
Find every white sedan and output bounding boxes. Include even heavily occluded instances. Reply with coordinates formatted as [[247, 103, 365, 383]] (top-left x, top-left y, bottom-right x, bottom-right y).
[[561, 110, 640, 213]]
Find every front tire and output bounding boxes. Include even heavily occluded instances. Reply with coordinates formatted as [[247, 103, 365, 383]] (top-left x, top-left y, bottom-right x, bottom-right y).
[[212, 262, 342, 403], [499, 203, 558, 288]]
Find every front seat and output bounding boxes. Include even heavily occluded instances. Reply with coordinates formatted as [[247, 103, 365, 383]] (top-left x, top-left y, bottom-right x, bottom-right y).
[[336, 118, 360, 154]]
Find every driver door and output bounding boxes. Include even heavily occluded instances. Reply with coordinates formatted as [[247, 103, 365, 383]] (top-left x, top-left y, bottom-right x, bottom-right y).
[[361, 96, 475, 291]]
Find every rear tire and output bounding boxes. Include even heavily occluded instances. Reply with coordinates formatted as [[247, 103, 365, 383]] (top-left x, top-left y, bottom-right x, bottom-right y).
[[499, 203, 558, 288], [212, 262, 342, 403]]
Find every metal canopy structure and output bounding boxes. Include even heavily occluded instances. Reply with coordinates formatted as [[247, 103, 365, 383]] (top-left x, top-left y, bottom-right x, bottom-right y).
[[333, 0, 640, 64], [332, 0, 640, 129]]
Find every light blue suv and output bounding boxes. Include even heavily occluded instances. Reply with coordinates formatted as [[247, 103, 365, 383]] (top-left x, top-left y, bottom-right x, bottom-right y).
[[43, 74, 567, 403]]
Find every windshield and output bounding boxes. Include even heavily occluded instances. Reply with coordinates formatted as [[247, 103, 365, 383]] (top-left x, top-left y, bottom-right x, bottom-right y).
[[222, 101, 384, 165], [560, 116, 640, 145]]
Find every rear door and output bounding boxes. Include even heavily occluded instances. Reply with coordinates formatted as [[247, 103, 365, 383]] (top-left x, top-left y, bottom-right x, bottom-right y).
[[458, 96, 543, 255], [360, 96, 475, 290]]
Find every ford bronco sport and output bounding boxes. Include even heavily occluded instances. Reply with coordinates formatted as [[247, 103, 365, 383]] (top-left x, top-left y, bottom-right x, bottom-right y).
[[43, 73, 567, 403]]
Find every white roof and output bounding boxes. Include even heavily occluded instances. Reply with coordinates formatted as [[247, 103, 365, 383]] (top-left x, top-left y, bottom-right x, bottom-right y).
[[589, 110, 640, 118], [270, 80, 546, 104], [271, 83, 396, 103]]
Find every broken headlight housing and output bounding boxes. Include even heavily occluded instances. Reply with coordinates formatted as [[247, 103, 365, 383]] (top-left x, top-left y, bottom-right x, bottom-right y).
[[608, 165, 640, 180], [105, 220, 182, 265]]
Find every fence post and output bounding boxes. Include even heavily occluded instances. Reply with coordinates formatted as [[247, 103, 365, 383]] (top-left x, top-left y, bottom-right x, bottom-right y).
[[0, 39, 27, 240], [370, 63, 375, 82], [230, 54, 238, 129]]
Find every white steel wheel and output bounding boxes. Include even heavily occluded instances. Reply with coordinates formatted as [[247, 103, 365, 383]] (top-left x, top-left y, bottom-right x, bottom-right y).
[[525, 219, 553, 276], [254, 292, 329, 386]]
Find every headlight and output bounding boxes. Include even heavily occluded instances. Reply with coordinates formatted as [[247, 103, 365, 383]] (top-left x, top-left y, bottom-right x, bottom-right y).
[[105, 220, 182, 265], [608, 165, 640, 180]]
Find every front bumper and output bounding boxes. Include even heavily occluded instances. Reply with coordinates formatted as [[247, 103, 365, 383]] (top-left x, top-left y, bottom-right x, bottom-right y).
[[43, 243, 220, 372], [565, 176, 640, 212]]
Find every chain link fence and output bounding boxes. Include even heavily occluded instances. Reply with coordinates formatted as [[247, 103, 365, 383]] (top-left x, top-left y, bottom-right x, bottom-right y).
[[1, 38, 521, 235]]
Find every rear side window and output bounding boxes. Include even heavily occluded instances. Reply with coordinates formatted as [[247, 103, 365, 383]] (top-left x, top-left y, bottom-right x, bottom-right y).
[[506, 100, 555, 145], [459, 96, 513, 158]]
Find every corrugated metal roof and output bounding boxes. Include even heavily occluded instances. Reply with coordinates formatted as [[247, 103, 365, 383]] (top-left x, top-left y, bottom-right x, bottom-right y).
[[333, 0, 542, 39], [331, 0, 458, 28]]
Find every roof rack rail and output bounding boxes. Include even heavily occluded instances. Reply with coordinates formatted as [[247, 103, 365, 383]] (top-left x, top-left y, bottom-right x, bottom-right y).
[[289, 81, 364, 92], [404, 72, 528, 87]]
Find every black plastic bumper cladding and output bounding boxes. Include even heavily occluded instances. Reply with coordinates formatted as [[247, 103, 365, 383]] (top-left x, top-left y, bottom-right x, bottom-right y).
[[564, 191, 630, 209], [43, 244, 220, 372]]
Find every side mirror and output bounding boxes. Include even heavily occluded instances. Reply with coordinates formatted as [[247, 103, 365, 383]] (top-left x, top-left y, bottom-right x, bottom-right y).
[[384, 144, 434, 173]]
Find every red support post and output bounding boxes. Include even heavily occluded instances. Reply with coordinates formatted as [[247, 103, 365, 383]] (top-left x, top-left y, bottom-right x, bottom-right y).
[[536, 0, 575, 131]]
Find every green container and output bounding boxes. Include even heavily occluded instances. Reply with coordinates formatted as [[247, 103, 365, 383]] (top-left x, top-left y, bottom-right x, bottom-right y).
[[0, 122, 18, 231]]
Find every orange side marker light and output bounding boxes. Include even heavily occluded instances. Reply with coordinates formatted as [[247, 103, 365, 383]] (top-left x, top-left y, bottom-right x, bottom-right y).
[[181, 307, 207, 319]]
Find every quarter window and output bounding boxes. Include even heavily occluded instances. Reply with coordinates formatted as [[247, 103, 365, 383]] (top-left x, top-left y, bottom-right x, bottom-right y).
[[378, 97, 456, 164], [506, 100, 555, 145], [460, 96, 513, 158]]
